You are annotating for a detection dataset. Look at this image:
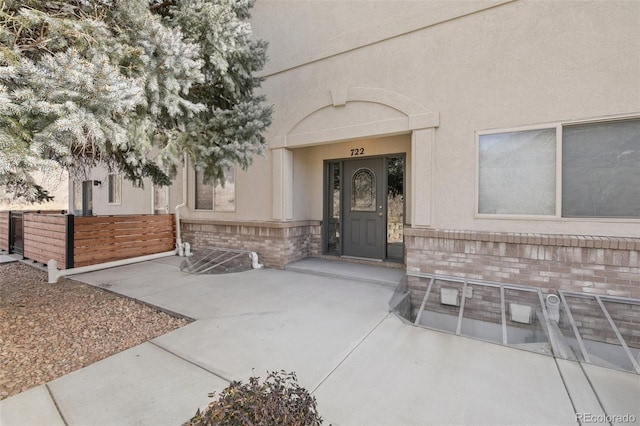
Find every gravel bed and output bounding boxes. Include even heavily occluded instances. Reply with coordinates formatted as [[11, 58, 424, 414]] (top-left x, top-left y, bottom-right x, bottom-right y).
[[0, 262, 190, 400]]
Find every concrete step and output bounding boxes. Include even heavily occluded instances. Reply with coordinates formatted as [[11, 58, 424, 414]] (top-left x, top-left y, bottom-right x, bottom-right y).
[[285, 257, 404, 288]]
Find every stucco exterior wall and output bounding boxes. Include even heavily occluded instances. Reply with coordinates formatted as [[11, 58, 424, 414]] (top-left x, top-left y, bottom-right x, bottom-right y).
[[185, 156, 273, 221], [80, 165, 185, 216], [80, 0, 639, 294], [253, 0, 640, 236]]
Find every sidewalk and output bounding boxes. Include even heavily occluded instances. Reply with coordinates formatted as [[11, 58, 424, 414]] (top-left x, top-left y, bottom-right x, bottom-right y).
[[1, 256, 638, 425]]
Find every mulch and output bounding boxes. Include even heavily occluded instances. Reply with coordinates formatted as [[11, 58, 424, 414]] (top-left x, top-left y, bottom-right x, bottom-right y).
[[0, 262, 189, 400]]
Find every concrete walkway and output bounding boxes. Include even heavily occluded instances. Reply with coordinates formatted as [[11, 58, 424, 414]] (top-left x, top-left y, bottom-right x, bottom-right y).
[[1, 256, 638, 425]]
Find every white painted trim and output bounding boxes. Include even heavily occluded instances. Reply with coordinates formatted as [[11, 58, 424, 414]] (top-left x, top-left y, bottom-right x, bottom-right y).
[[273, 86, 439, 148], [272, 148, 294, 220], [474, 114, 640, 222], [48, 250, 177, 284]]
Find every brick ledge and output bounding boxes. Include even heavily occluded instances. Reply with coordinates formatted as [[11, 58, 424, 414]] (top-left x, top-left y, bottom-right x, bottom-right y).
[[181, 219, 321, 229], [404, 228, 640, 250]]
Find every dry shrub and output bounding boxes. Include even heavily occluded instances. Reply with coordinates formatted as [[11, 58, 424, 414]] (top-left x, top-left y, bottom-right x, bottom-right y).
[[187, 371, 323, 426]]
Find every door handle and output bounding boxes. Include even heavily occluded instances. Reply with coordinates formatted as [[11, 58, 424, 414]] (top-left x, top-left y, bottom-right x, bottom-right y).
[[378, 212, 383, 217]]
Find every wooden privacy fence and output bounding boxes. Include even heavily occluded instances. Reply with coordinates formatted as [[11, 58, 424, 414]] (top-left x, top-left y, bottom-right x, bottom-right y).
[[73, 215, 175, 267], [23, 213, 69, 267], [1, 212, 175, 269]]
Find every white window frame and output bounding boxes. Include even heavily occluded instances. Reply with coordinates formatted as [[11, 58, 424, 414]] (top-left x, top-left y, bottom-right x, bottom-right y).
[[475, 114, 640, 222], [152, 185, 169, 214], [107, 173, 122, 205], [194, 166, 236, 212]]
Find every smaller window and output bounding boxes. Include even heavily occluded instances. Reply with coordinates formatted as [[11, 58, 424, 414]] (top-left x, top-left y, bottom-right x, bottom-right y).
[[108, 174, 122, 205], [154, 185, 169, 214], [195, 166, 235, 211], [351, 168, 376, 211], [73, 181, 83, 214], [73, 180, 93, 216]]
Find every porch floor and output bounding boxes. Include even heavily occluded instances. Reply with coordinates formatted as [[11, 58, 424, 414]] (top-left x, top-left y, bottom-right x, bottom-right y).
[[285, 257, 405, 288]]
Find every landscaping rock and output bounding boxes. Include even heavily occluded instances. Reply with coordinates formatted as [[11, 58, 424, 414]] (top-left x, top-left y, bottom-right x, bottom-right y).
[[0, 262, 189, 400]]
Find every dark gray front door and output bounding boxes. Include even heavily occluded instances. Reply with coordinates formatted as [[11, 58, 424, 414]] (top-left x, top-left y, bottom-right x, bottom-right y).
[[343, 158, 385, 259]]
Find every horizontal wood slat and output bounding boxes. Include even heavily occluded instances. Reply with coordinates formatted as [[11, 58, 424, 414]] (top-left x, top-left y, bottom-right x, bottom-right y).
[[74, 247, 174, 267], [74, 215, 173, 225], [75, 231, 175, 249], [73, 226, 173, 240], [1, 212, 175, 269], [23, 214, 66, 224], [73, 214, 175, 267], [22, 214, 67, 268]]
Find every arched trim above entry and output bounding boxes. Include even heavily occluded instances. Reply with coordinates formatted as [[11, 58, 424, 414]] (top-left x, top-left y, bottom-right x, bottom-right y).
[[271, 86, 439, 149]]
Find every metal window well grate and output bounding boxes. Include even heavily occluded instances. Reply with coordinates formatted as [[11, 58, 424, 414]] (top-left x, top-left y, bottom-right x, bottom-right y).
[[180, 247, 255, 274], [391, 272, 640, 374]]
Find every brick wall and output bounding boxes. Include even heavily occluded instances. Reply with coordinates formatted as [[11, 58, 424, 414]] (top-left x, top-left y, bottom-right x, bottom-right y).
[[407, 276, 544, 336], [407, 275, 640, 355], [406, 228, 640, 299], [180, 219, 322, 269], [559, 294, 640, 349]]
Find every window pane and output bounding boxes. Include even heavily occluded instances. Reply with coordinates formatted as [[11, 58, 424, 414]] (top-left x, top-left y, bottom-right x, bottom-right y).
[[214, 166, 235, 211], [563, 119, 640, 218], [327, 162, 340, 255], [154, 185, 168, 214], [73, 181, 83, 214], [479, 129, 556, 215], [195, 171, 213, 210], [351, 168, 376, 211], [387, 157, 404, 263], [108, 174, 121, 204], [83, 181, 93, 215]]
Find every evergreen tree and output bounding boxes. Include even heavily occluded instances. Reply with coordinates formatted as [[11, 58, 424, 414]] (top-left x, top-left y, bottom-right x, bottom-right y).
[[0, 0, 272, 203]]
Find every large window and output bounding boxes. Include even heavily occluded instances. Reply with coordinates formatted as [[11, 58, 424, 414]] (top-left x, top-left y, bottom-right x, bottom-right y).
[[479, 128, 556, 215], [195, 166, 235, 211], [478, 118, 640, 219], [562, 120, 640, 218]]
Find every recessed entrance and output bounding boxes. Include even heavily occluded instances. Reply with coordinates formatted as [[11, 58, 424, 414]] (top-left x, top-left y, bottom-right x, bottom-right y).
[[324, 155, 405, 262]]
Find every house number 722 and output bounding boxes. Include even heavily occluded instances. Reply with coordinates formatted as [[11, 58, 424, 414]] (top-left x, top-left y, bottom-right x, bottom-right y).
[[350, 148, 364, 156]]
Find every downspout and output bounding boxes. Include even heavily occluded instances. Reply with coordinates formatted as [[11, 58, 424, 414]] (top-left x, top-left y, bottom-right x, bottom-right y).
[[175, 153, 189, 256]]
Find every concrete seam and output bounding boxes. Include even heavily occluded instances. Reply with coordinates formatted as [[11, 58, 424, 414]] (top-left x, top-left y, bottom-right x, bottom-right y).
[[285, 266, 400, 288], [45, 383, 69, 426], [552, 358, 581, 426], [70, 276, 196, 323], [149, 340, 232, 384], [578, 362, 613, 426], [310, 312, 390, 395]]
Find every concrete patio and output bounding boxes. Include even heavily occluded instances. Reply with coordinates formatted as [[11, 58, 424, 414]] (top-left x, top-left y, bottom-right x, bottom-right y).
[[1, 256, 638, 425]]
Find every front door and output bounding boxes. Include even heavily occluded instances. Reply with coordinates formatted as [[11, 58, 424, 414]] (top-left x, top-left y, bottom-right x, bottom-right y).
[[342, 158, 385, 259]]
